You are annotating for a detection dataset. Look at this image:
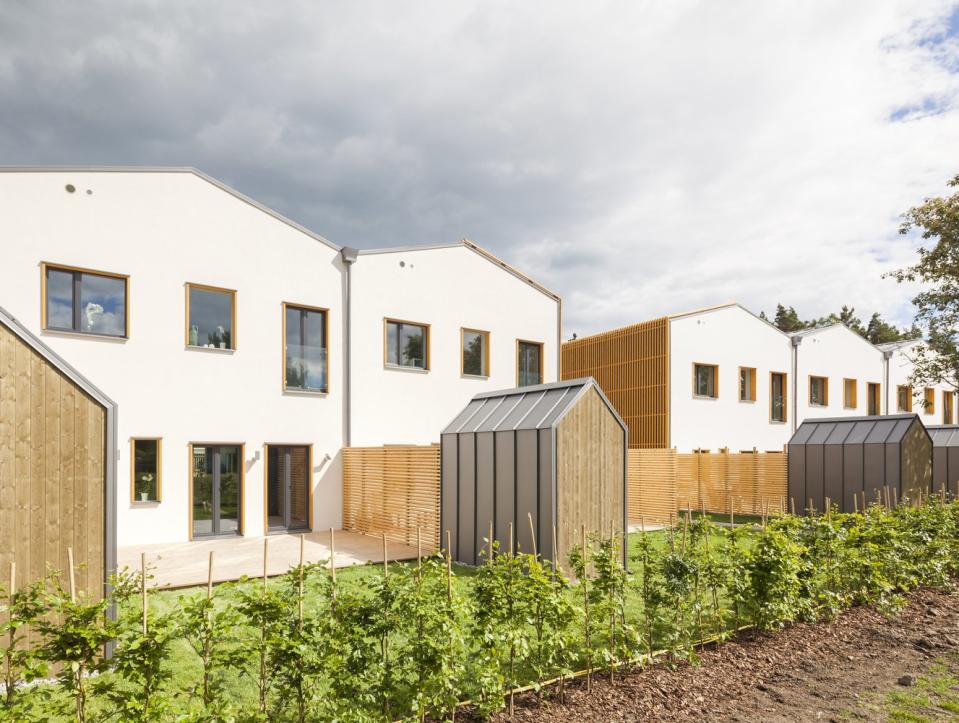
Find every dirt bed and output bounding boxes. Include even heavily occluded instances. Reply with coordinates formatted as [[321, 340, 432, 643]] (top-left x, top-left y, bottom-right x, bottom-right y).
[[479, 588, 959, 722]]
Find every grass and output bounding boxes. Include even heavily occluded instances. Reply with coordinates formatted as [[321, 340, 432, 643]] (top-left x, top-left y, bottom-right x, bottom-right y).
[[851, 655, 959, 722]]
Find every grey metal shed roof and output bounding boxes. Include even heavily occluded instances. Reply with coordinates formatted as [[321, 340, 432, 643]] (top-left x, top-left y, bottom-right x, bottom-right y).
[[442, 377, 625, 434], [929, 425, 959, 447], [789, 414, 926, 446]]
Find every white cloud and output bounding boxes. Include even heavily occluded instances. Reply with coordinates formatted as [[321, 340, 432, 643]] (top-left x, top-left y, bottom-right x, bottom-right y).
[[1, 1, 958, 335]]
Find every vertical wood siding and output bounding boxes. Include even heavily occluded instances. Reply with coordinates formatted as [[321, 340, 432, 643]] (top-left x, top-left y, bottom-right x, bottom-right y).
[[0, 322, 105, 600], [342, 445, 441, 552], [561, 317, 669, 448]]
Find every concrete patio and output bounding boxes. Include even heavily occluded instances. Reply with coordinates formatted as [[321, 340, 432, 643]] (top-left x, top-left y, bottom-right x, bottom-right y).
[[117, 529, 419, 589]]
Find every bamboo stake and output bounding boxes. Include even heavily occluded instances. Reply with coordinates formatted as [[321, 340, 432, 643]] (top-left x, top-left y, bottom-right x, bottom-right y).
[[141, 552, 148, 635], [417, 526, 423, 577], [854, 494, 859, 514], [262, 537, 269, 591], [298, 534, 305, 624], [528, 512, 538, 558], [790, 497, 796, 516], [445, 530, 455, 723], [488, 520, 494, 564], [67, 547, 76, 603], [552, 523, 564, 703], [8, 561, 15, 693], [382, 532, 388, 578], [382, 532, 390, 720], [893, 487, 899, 508], [207, 551, 214, 600], [329, 528, 337, 601], [507, 521, 515, 718], [582, 523, 591, 693], [808, 497, 815, 517]]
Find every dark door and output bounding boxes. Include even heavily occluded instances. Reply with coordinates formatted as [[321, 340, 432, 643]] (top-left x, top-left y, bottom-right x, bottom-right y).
[[192, 445, 242, 537], [267, 445, 310, 532], [868, 383, 880, 416]]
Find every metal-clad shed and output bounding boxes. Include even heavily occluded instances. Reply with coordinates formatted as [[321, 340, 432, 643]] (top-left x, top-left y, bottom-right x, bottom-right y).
[[929, 426, 959, 496], [441, 377, 627, 568], [788, 414, 932, 513]]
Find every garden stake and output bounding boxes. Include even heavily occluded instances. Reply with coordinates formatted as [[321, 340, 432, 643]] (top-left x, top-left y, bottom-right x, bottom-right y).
[[417, 525, 422, 578], [854, 494, 858, 513], [552, 524, 566, 704], [6, 561, 15, 704], [893, 487, 899, 508], [609, 522, 616, 684], [790, 497, 796, 516], [488, 520, 494, 563], [141, 552, 148, 635], [808, 497, 814, 516], [528, 512, 538, 557], [67, 546, 76, 603], [581, 524, 592, 693], [330, 527, 337, 603], [207, 550, 214, 600], [382, 532, 390, 721], [508, 521, 516, 718], [263, 537, 268, 590], [298, 534, 305, 624], [445, 530, 456, 723]]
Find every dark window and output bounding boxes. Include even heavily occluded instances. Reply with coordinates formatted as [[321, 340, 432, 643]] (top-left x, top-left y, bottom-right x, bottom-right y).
[[132, 439, 160, 503], [285, 305, 328, 392], [187, 285, 235, 349], [518, 341, 542, 386], [897, 385, 912, 412], [694, 364, 718, 398], [809, 376, 828, 406], [386, 320, 428, 369], [771, 372, 786, 422], [45, 265, 127, 337], [462, 329, 489, 377]]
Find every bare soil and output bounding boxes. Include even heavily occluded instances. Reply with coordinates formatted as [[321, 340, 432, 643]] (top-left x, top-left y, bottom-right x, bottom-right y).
[[480, 588, 959, 722]]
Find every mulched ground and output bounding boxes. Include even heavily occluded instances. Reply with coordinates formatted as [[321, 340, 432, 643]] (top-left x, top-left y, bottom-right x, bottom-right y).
[[473, 587, 959, 722]]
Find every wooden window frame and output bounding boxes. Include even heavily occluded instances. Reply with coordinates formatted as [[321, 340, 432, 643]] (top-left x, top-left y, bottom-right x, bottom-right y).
[[383, 317, 431, 371], [944, 390, 956, 425], [282, 302, 330, 394], [188, 442, 245, 540], [262, 443, 314, 534], [923, 387, 935, 415], [130, 438, 162, 504], [516, 339, 545, 387], [843, 378, 858, 409], [808, 375, 829, 407], [738, 366, 757, 402], [896, 384, 913, 413], [867, 382, 881, 415], [461, 327, 491, 378], [185, 282, 237, 351], [692, 362, 719, 399], [770, 371, 788, 423], [41, 261, 130, 339]]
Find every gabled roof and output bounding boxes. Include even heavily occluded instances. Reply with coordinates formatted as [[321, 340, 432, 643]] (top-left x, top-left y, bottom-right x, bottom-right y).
[[928, 425, 959, 447], [0, 165, 342, 251], [788, 414, 928, 447], [358, 238, 560, 302], [442, 377, 624, 434], [876, 338, 923, 352], [789, 322, 887, 355]]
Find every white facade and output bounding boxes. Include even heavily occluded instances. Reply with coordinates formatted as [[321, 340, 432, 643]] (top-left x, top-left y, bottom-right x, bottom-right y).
[[883, 340, 957, 424], [0, 168, 560, 547], [669, 305, 791, 452]]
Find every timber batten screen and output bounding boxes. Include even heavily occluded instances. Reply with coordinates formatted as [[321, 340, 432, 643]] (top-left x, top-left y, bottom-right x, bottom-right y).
[[561, 317, 668, 449], [441, 378, 627, 569], [787, 414, 932, 514], [0, 307, 116, 601], [929, 426, 959, 497]]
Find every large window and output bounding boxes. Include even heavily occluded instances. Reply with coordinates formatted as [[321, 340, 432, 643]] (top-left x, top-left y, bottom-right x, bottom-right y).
[[517, 340, 543, 387], [462, 328, 490, 377], [186, 284, 236, 350], [868, 382, 881, 416], [923, 388, 935, 415], [809, 376, 828, 407], [385, 319, 429, 370], [284, 304, 328, 393], [897, 385, 913, 412], [131, 438, 161, 503], [843, 379, 858, 409], [770, 372, 787, 422], [43, 263, 128, 338], [739, 367, 756, 402], [693, 363, 718, 399]]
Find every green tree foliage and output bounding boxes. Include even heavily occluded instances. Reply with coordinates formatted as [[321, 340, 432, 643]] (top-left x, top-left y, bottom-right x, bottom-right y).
[[762, 302, 918, 344], [889, 174, 959, 392], [0, 577, 46, 719]]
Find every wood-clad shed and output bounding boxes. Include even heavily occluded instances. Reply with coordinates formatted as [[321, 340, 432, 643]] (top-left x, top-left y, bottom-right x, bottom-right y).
[[441, 377, 627, 568], [929, 425, 959, 497], [0, 306, 116, 600], [787, 414, 931, 514]]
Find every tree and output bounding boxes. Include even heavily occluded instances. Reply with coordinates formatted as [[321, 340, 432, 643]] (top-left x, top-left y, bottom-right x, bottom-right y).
[[889, 175, 959, 392], [772, 304, 807, 332]]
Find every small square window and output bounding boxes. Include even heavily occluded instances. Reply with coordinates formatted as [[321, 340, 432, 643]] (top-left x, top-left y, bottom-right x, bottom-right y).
[[131, 439, 161, 503], [739, 367, 756, 402], [809, 376, 828, 407], [694, 363, 718, 399], [385, 319, 429, 369], [187, 284, 236, 350], [843, 379, 857, 409], [462, 328, 490, 377]]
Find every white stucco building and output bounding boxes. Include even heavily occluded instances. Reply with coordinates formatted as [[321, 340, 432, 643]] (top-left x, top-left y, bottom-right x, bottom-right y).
[[0, 167, 561, 547], [563, 303, 957, 452]]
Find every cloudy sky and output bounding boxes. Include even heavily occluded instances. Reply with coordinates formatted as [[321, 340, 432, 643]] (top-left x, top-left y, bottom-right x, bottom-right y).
[[2, 1, 958, 337]]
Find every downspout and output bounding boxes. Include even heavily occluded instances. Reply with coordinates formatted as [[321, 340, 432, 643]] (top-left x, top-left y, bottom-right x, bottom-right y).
[[883, 350, 892, 415], [340, 247, 359, 447], [791, 335, 802, 434]]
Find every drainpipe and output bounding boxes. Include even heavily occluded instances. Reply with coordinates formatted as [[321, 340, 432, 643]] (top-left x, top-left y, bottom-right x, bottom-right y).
[[340, 247, 359, 447], [883, 350, 892, 415], [791, 335, 802, 434]]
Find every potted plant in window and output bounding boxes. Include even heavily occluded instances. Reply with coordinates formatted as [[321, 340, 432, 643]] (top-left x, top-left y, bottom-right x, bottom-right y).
[[139, 473, 154, 502]]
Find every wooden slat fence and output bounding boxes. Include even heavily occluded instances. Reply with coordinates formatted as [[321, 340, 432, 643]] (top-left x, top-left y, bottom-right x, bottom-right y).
[[628, 448, 788, 522], [343, 445, 441, 551]]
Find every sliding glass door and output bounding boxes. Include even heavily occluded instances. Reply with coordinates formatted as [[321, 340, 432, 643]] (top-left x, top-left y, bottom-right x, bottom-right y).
[[266, 445, 310, 532], [192, 445, 242, 537]]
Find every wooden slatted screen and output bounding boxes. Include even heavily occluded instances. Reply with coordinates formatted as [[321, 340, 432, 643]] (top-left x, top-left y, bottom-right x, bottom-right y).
[[561, 317, 669, 448], [342, 445, 441, 551], [0, 321, 106, 601], [629, 448, 788, 521]]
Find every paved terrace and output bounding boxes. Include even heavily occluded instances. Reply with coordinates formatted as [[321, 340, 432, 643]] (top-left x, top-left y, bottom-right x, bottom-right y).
[[118, 530, 418, 589]]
